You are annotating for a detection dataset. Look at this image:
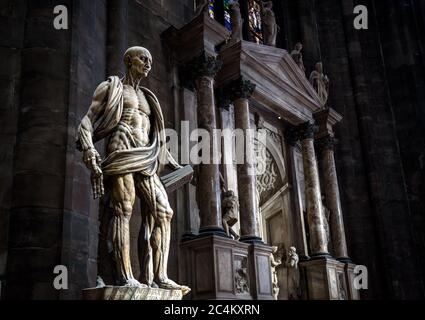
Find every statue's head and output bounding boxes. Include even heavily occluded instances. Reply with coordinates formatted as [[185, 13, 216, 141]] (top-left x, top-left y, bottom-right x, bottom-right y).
[[289, 246, 297, 254], [230, 0, 239, 9], [123, 46, 152, 78], [271, 246, 278, 253], [224, 190, 235, 198], [295, 42, 303, 51], [315, 62, 323, 73], [263, 1, 273, 9]]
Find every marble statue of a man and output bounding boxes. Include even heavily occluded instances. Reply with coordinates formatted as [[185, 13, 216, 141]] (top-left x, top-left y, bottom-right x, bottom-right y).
[[77, 46, 187, 292], [290, 42, 306, 75], [230, 0, 243, 42], [286, 246, 300, 300], [261, 1, 279, 47], [270, 246, 282, 300], [309, 62, 330, 107]]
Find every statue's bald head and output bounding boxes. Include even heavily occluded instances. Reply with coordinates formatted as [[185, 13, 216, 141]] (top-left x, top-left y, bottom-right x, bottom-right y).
[[123, 46, 152, 78]]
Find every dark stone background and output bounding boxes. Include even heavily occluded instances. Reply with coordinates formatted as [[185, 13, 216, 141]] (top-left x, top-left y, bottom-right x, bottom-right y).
[[0, 0, 424, 299]]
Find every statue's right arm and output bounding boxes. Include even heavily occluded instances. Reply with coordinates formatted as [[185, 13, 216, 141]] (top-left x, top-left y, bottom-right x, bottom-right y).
[[78, 80, 109, 175]]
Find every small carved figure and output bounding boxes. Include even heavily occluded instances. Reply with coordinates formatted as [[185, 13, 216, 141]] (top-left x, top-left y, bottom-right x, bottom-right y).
[[290, 42, 306, 75], [309, 62, 330, 106], [235, 267, 250, 294], [222, 190, 239, 238], [230, 0, 243, 43], [270, 246, 282, 300], [286, 246, 300, 300], [261, 1, 279, 47]]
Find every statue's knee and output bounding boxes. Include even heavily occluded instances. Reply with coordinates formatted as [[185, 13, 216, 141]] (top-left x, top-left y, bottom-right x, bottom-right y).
[[112, 200, 133, 219]]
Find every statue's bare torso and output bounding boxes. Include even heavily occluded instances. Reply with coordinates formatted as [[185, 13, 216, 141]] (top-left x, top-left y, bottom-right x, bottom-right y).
[[108, 85, 151, 153]]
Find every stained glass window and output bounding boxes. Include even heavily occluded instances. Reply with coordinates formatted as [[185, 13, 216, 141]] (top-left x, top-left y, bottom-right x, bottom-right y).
[[208, 0, 215, 19], [223, 0, 232, 31], [248, 0, 263, 44]]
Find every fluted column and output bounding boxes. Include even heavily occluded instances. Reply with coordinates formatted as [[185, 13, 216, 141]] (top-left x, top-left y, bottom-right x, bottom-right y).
[[298, 122, 329, 256], [185, 53, 225, 235], [316, 135, 349, 260], [225, 78, 261, 242]]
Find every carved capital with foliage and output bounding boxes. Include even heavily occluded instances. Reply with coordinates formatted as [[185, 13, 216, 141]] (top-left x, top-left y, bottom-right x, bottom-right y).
[[315, 135, 338, 152], [179, 52, 223, 90], [223, 76, 256, 103], [297, 121, 317, 140]]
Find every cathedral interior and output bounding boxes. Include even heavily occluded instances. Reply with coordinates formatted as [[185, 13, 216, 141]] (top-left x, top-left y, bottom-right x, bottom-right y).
[[0, 0, 424, 300]]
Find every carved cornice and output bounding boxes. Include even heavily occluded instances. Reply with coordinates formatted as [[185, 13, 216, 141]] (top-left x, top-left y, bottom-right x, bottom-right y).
[[222, 77, 256, 102], [315, 135, 338, 152], [298, 122, 317, 140], [179, 52, 223, 90]]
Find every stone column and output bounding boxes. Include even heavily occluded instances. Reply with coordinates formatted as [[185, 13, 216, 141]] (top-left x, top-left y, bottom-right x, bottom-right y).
[[316, 135, 349, 260], [185, 53, 225, 235], [298, 122, 329, 256], [225, 78, 261, 242], [285, 125, 310, 259]]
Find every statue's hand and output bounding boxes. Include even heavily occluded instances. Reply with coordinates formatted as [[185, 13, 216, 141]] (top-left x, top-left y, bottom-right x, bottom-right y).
[[83, 148, 102, 174], [83, 148, 104, 199]]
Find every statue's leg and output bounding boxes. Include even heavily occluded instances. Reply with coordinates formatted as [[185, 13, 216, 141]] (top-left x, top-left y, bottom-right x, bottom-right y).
[[109, 173, 142, 287], [135, 175, 155, 286], [136, 174, 178, 288]]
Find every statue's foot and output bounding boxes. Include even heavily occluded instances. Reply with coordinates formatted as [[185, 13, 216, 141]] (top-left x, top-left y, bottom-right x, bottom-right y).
[[123, 278, 147, 288], [157, 278, 191, 295]]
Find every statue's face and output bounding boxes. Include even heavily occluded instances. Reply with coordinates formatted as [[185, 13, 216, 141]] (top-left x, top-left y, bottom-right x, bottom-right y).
[[295, 43, 303, 51], [128, 48, 152, 78]]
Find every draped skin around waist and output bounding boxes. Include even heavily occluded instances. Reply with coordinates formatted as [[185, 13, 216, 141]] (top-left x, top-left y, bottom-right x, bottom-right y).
[[102, 130, 160, 177]]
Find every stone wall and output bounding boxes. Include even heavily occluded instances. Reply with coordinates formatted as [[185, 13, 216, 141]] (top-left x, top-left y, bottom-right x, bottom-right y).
[[0, 0, 26, 288]]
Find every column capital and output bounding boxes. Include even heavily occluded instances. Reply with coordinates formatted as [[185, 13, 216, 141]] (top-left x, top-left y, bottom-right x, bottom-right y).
[[179, 52, 223, 89], [223, 77, 256, 102], [313, 108, 343, 138], [284, 124, 299, 146], [298, 121, 318, 140], [315, 135, 338, 152]]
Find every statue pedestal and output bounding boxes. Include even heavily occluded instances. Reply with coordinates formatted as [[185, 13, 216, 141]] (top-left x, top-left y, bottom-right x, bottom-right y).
[[300, 257, 348, 300], [345, 262, 360, 300], [82, 286, 189, 300], [247, 242, 275, 300], [181, 235, 252, 300], [181, 235, 274, 300]]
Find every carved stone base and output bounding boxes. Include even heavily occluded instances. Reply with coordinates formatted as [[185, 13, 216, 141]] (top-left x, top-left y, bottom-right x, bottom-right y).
[[82, 286, 188, 300], [247, 242, 274, 300], [345, 262, 360, 300], [181, 235, 252, 299], [300, 257, 349, 300]]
